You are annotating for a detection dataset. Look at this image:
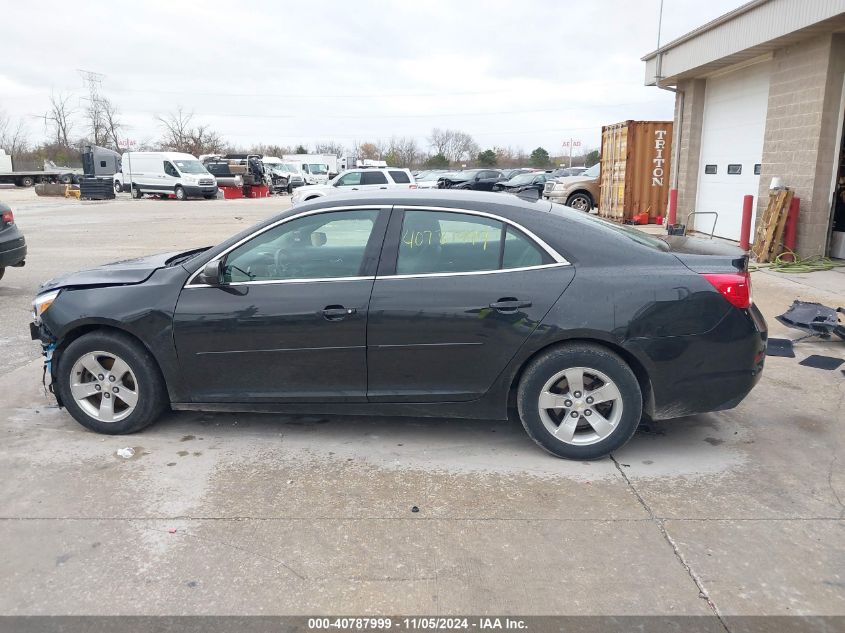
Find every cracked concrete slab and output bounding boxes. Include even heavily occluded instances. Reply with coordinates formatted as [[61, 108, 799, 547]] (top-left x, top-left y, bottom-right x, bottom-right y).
[[1, 189, 844, 616]]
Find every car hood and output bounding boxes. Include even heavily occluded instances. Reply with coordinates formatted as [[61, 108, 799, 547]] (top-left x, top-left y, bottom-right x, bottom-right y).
[[37, 250, 200, 293], [552, 175, 594, 186]]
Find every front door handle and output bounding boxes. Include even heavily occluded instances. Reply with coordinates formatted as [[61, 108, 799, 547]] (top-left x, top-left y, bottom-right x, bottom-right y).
[[379, 186, 388, 189], [489, 298, 532, 312], [322, 305, 357, 321]]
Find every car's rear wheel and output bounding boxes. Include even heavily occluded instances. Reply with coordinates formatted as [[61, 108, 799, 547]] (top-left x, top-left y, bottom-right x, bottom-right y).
[[56, 331, 167, 435], [566, 192, 592, 212], [114, 181, 122, 194], [517, 343, 642, 460], [131, 186, 143, 199]]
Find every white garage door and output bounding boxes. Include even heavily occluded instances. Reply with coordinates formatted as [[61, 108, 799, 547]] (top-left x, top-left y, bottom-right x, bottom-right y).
[[695, 60, 771, 240]]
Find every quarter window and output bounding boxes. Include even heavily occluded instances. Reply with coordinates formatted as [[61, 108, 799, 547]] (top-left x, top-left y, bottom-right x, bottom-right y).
[[388, 170, 411, 183], [223, 210, 380, 283], [396, 210, 552, 275]]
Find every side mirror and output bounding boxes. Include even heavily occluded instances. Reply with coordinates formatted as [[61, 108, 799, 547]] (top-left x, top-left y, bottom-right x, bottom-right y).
[[197, 259, 222, 285]]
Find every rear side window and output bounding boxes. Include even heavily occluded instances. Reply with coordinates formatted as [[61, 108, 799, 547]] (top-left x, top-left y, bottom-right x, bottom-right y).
[[361, 171, 388, 185], [388, 170, 410, 183], [396, 210, 553, 275]]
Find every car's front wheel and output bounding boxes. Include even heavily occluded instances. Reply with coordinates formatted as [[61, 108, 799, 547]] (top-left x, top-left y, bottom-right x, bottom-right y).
[[174, 186, 187, 201], [517, 343, 642, 460], [56, 331, 167, 435]]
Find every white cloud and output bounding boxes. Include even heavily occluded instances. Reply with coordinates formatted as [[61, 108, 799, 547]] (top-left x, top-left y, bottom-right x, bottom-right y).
[[0, 0, 745, 154]]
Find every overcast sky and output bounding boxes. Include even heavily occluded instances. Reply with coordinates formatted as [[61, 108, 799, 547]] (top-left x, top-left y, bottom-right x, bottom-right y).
[[2, 0, 746, 156]]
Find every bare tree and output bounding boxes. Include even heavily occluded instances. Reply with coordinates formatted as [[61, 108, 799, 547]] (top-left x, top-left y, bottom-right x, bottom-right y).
[[101, 97, 123, 149], [428, 128, 451, 156], [314, 141, 345, 157], [427, 128, 478, 164], [0, 111, 29, 155], [156, 108, 224, 156], [44, 91, 75, 147]]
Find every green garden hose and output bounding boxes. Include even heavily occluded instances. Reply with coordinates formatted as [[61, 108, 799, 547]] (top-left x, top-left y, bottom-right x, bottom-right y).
[[750, 250, 845, 273]]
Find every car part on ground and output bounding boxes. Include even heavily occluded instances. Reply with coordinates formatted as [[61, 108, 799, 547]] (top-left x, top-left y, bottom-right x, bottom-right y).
[[29, 190, 767, 460]]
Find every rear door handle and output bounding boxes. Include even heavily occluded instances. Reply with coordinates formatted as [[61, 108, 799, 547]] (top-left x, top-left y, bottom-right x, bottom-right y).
[[379, 186, 388, 189], [489, 299, 532, 311], [322, 305, 357, 321]]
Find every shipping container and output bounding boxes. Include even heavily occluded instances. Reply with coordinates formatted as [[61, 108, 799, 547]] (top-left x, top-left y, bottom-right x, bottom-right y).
[[599, 120, 673, 221]]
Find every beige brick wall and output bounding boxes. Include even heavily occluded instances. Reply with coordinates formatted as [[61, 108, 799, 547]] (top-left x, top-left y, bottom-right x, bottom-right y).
[[757, 33, 845, 256], [672, 79, 706, 229]]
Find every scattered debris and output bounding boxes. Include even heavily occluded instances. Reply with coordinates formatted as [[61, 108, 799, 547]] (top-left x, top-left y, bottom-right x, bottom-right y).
[[766, 338, 795, 358], [798, 355, 845, 371], [411, 506, 420, 513], [776, 301, 845, 342], [753, 189, 794, 263], [116, 447, 135, 459], [168, 528, 177, 534]]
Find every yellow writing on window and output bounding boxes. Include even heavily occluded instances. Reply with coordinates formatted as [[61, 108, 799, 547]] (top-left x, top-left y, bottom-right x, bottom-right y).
[[402, 229, 491, 250]]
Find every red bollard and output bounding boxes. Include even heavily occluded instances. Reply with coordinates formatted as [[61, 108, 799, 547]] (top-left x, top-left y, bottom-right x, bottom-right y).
[[740, 194, 754, 251], [782, 197, 800, 261], [668, 188, 678, 227]]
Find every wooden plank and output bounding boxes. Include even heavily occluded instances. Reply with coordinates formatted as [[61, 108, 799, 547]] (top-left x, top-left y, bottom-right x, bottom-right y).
[[753, 189, 790, 263], [769, 190, 794, 260]]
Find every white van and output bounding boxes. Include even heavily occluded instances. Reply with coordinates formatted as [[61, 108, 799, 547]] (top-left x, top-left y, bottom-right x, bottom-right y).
[[114, 152, 217, 200], [282, 154, 330, 185]]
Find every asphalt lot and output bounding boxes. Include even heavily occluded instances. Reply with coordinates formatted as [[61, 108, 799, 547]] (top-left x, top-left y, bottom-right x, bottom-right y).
[[0, 186, 843, 616]]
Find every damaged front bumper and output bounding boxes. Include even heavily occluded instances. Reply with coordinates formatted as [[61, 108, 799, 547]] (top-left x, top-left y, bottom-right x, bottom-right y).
[[30, 320, 59, 401]]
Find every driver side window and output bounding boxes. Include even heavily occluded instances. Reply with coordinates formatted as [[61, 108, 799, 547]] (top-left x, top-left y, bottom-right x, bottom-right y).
[[336, 172, 362, 186], [163, 161, 179, 178], [222, 210, 380, 283]]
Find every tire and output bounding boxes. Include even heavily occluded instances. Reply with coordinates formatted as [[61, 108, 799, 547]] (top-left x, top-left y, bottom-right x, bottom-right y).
[[21, 176, 35, 187], [517, 343, 642, 460], [131, 186, 143, 199], [566, 192, 592, 212], [287, 184, 293, 194], [60, 174, 73, 185], [114, 181, 122, 194], [174, 186, 187, 201], [203, 193, 216, 199], [55, 330, 167, 435]]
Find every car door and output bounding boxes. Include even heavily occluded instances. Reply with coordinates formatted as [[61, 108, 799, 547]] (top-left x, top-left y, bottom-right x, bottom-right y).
[[173, 207, 390, 403], [366, 207, 575, 402], [163, 160, 180, 192]]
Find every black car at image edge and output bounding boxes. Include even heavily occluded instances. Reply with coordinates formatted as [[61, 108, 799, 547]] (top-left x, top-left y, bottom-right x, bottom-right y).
[[0, 201, 27, 281], [29, 190, 767, 460]]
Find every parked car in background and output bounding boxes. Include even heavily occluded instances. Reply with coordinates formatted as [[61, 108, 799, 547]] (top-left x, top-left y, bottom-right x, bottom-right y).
[[0, 201, 26, 281], [263, 157, 306, 193], [500, 168, 535, 180], [437, 169, 504, 190], [543, 163, 600, 211], [414, 170, 446, 189], [291, 168, 416, 205], [493, 172, 548, 196], [114, 152, 217, 200], [30, 190, 766, 461]]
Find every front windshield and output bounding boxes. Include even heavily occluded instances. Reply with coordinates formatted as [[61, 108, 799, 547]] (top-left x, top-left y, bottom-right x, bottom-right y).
[[419, 172, 441, 181], [308, 163, 328, 175], [283, 163, 299, 173], [173, 159, 208, 174]]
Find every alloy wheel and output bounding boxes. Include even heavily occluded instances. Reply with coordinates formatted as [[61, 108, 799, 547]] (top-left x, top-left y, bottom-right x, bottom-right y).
[[537, 366, 623, 446], [69, 351, 139, 423]]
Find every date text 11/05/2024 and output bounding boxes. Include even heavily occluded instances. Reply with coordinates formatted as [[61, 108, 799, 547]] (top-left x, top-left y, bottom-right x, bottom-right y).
[[307, 617, 528, 630]]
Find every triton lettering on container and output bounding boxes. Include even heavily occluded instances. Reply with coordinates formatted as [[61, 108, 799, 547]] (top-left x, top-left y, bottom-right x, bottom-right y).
[[598, 121, 673, 222]]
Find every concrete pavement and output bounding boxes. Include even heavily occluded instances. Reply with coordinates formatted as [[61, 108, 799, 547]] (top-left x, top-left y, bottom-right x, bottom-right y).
[[0, 187, 842, 616]]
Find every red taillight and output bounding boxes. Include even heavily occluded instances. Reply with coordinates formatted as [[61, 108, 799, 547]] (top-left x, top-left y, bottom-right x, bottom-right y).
[[1, 210, 13, 225], [702, 272, 751, 309], [409, 184, 418, 189]]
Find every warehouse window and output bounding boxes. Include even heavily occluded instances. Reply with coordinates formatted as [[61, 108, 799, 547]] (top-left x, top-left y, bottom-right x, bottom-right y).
[[704, 164, 717, 175], [754, 164, 761, 175], [727, 164, 742, 175]]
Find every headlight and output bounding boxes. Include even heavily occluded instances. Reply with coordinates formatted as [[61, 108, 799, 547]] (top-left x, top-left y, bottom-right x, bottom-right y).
[[32, 290, 61, 321]]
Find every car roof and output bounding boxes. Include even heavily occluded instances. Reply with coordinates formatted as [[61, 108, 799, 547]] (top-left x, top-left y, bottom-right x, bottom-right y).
[[293, 189, 553, 215]]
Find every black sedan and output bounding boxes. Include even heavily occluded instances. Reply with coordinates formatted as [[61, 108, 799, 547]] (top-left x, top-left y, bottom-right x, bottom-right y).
[[437, 169, 504, 191], [493, 172, 548, 196], [30, 191, 767, 460], [0, 201, 26, 281]]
